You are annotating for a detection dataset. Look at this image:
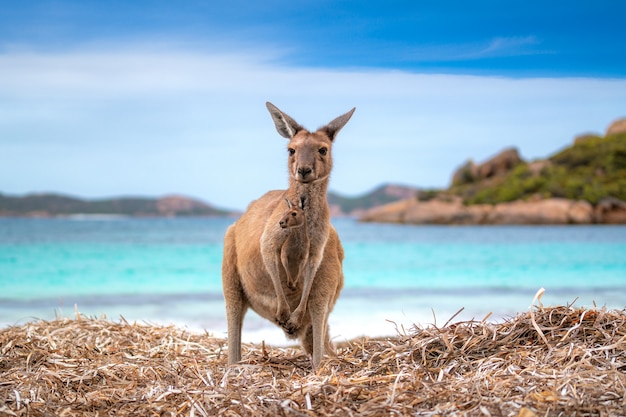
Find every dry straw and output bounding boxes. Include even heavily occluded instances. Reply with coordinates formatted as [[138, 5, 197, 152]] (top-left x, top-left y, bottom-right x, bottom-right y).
[[1, 303, 625, 416]]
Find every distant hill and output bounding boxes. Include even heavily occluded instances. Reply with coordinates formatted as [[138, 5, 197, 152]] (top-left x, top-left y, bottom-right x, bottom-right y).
[[449, 128, 626, 206], [0, 193, 237, 217], [328, 184, 419, 216], [0, 186, 419, 218]]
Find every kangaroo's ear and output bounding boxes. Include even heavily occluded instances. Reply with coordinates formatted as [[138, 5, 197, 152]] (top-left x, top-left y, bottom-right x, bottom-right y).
[[266, 102, 304, 139], [284, 198, 294, 209], [299, 195, 306, 210], [318, 107, 356, 142]]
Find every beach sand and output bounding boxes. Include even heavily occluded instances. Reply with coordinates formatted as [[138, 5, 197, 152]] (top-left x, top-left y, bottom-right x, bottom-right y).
[[1, 304, 625, 416]]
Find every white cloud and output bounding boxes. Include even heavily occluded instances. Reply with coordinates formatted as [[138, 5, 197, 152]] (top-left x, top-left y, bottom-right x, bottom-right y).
[[1, 45, 625, 209]]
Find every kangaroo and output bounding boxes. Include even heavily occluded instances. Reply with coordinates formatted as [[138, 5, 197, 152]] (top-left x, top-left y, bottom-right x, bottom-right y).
[[222, 102, 355, 369], [278, 197, 309, 291]]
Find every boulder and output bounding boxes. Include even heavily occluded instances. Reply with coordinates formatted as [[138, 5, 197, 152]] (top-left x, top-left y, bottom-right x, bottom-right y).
[[451, 148, 523, 185], [567, 200, 595, 224], [359, 199, 412, 223], [403, 198, 490, 225], [606, 118, 626, 136], [476, 147, 522, 180], [595, 197, 626, 224], [486, 198, 593, 225]]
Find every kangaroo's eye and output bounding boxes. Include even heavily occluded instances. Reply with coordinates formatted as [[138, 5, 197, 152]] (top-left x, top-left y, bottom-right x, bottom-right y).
[[291, 212, 297, 217], [288, 148, 295, 156], [319, 147, 327, 156]]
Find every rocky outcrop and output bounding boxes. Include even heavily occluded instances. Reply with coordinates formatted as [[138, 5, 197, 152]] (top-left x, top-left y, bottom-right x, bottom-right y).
[[606, 118, 626, 136], [358, 199, 414, 223], [361, 117, 626, 225], [595, 197, 626, 224], [403, 198, 491, 225], [485, 198, 593, 225], [452, 148, 522, 185], [359, 197, 609, 225]]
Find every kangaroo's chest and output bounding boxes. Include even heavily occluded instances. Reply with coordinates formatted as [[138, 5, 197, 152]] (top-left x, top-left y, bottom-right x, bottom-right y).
[[283, 230, 309, 257]]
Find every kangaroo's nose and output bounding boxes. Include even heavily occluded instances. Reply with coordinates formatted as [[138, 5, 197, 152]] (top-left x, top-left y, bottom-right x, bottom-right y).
[[297, 167, 312, 178]]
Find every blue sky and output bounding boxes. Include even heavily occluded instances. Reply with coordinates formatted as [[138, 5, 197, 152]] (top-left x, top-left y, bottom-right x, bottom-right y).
[[1, 1, 626, 210]]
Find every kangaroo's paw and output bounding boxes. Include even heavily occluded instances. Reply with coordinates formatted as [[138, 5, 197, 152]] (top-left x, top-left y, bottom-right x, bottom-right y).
[[281, 320, 299, 335], [275, 305, 291, 327], [282, 309, 304, 335]]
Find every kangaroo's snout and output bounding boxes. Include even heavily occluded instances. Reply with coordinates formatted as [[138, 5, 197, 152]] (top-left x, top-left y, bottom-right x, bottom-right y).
[[297, 166, 313, 180]]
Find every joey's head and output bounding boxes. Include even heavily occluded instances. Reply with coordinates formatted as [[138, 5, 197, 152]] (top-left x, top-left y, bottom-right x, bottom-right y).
[[279, 197, 306, 229], [266, 102, 355, 184]]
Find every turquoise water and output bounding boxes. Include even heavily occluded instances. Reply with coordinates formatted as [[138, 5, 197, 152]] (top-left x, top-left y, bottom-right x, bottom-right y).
[[1, 218, 625, 343]]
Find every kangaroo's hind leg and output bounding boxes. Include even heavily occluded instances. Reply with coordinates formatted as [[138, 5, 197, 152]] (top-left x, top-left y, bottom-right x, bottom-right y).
[[222, 226, 248, 365]]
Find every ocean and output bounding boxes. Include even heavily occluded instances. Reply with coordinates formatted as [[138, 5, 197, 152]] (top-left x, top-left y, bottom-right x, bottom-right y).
[[1, 218, 625, 345]]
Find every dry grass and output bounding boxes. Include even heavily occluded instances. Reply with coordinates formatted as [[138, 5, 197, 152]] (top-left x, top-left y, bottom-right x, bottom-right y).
[[1, 304, 625, 416]]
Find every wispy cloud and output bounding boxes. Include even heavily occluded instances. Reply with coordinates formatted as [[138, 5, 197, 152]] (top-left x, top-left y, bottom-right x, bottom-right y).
[[404, 36, 546, 64], [477, 36, 543, 57]]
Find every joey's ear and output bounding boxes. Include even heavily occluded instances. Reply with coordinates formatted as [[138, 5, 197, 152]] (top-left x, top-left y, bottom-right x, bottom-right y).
[[318, 107, 356, 141], [299, 195, 306, 210], [284, 198, 294, 209], [266, 102, 304, 139]]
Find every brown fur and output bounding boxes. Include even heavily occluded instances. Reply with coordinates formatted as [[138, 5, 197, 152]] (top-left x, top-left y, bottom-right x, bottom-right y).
[[221, 102, 355, 369], [278, 198, 309, 291]]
